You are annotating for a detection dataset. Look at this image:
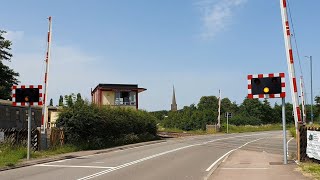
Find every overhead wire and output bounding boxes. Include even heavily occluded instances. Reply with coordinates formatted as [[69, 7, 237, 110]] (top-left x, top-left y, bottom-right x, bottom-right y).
[[286, 0, 309, 111], [286, 0, 304, 76]]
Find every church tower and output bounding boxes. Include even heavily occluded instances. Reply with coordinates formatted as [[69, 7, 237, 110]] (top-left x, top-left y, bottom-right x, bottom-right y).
[[171, 86, 177, 111]]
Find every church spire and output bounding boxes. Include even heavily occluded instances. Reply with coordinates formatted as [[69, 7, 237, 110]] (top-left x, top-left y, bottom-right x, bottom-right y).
[[171, 85, 177, 111]]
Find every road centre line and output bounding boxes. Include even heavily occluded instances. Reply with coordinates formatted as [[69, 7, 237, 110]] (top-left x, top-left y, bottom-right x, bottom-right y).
[[40, 141, 168, 165], [77, 133, 271, 180], [205, 138, 264, 172], [34, 164, 115, 169]]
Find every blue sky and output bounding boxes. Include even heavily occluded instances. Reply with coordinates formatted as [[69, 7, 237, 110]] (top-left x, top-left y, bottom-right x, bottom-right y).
[[1, 0, 319, 111]]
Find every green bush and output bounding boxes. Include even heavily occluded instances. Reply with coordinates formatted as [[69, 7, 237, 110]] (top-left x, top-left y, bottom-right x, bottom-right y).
[[56, 102, 158, 149], [228, 115, 262, 126], [289, 126, 296, 138]]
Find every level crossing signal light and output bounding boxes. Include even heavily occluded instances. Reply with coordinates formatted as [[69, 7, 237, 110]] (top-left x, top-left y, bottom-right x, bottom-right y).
[[15, 88, 40, 102], [248, 73, 285, 99], [252, 77, 281, 95], [12, 85, 43, 106]]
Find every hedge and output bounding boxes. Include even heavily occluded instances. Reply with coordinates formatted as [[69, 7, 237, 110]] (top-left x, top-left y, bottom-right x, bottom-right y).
[[56, 102, 157, 149]]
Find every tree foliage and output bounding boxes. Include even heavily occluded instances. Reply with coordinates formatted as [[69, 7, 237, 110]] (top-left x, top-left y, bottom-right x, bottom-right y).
[[59, 95, 64, 106], [159, 95, 309, 131], [0, 30, 19, 100], [0, 30, 12, 61], [64, 93, 76, 107]]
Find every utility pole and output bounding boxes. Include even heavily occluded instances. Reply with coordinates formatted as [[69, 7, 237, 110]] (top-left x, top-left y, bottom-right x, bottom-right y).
[[305, 56, 314, 124], [280, 0, 302, 161], [217, 89, 221, 129]]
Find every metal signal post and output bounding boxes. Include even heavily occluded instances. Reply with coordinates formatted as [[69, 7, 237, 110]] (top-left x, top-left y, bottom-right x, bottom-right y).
[[282, 98, 287, 164], [27, 103, 31, 160], [248, 73, 287, 164]]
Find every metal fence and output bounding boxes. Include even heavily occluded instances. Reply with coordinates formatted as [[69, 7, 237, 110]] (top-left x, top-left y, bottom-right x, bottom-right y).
[[49, 128, 65, 147], [0, 128, 40, 150]]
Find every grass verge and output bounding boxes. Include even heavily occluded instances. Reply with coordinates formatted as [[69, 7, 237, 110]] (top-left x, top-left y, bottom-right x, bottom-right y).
[[289, 126, 296, 138], [220, 124, 287, 133], [299, 162, 320, 180], [0, 143, 79, 168], [0, 134, 159, 168], [0, 144, 27, 167], [158, 124, 293, 135]]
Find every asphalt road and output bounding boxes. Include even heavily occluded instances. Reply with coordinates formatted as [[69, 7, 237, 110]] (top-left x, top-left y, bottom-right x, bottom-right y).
[[0, 131, 296, 180]]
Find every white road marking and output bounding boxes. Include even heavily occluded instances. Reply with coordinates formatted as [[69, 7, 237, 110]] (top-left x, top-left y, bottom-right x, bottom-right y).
[[287, 137, 294, 157], [205, 138, 264, 172], [43, 154, 98, 165], [205, 149, 235, 172], [77, 144, 196, 180], [77, 133, 271, 180], [39, 141, 168, 165], [221, 167, 269, 170], [34, 164, 115, 169], [93, 162, 105, 164]]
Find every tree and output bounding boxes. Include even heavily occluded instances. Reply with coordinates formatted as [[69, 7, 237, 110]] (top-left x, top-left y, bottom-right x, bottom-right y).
[[260, 99, 276, 124], [197, 96, 218, 111], [315, 96, 320, 121], [221, 98, 238, 114], [64, 93, 75, 107], [239, 98, 263, 119], [59, 95, 64, 106], [274, 102, 294, 124], [0, 30, 12, 61], [76, 93, 84, 104], [49, 98, 53, 106], [0, 30, 19, 100], [315, 96, 320, 107]]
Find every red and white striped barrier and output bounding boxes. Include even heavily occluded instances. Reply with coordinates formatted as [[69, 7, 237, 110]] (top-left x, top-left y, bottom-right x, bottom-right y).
[[280, 0, 302, 123], [41, 16, 52, 133], [12, 85, 43, 106], [247, 73, 285, 99]]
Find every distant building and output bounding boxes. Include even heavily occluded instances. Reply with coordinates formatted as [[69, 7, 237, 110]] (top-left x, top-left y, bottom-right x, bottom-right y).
[[171, 86, 177, 111], [47, 106, 60, 128], [91, 84, 146, 109]]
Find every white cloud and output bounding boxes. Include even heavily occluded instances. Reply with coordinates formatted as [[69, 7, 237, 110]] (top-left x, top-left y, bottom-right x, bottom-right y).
[[4, 32, 122, 106], [196, 0, 247, 39], [2, 30, 24, 42]]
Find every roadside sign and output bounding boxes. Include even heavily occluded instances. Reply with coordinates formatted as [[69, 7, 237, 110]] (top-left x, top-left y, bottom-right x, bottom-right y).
[[225, 112, 232, 118]]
